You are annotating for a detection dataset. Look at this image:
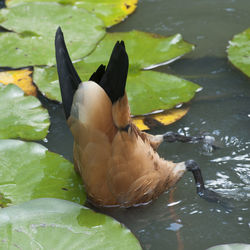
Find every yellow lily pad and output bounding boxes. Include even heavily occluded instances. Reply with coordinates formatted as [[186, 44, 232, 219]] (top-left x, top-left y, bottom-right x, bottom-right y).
[[0, 68, 37, 96], [132, 106, 189, 130], [6, 0, 138, 27], [75, 0, 138, 27]]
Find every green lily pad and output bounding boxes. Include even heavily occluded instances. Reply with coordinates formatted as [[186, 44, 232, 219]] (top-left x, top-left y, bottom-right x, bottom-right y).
[[207, 243, 250, 250], [34, 67, 62, 101], [0, 2, 105, 67], [127, 71, 198, 115], [0, 84, 49, 140], [75, 0, 138, 27], [34, 30, 198, 115], [80, 30, 195, 70], [0, 140, 86, 207], [6, 0, 138, 27], [0, 198, 141, 249], [227, 28, 250, 77]]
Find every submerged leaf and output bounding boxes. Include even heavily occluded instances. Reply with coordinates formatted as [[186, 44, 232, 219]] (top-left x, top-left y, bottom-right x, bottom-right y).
[[0, 84, 49, 140], [6, 0, 138, 27], [0, 68, 36, 96], [0, 2, 105, 67], [227, 28, 250, 77], [0, 198, 141, 249], [34, 30, 198, 115], [132, 106, 189, 130], [0, 140, 86, 206]]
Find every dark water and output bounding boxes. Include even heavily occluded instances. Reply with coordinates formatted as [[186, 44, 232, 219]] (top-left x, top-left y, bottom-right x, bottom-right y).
[[40, 0, 250, 249], [0, 0, 5, 9]]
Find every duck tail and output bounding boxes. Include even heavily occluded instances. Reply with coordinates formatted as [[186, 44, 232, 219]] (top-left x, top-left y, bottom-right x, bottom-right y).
[[55, 26, 81, 120], [97, 41, 130, 129]]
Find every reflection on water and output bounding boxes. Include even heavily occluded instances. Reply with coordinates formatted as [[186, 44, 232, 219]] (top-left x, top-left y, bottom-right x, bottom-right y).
[[40, 0, 250, 249], [206, 135, 250, 201]]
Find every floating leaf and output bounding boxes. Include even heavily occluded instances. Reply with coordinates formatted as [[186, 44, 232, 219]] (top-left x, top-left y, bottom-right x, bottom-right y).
[[34, 30, 198, 115], [34, 66, 62, 101], [0, 32, 55, 68], [127, 71, 198, 115], [227, 28, 250, 77], [0, 68, 36, 96], [0, 84, 49, 140], [6, 0, 138, 27], [0, 2, 105, 67], [0, 198, 141, 249], [0, 140, 86, 206], [207, 243, 250, 250], [132, 106, 189, 130], [79, 30, 195, 70], [75, 0, 138, 27]]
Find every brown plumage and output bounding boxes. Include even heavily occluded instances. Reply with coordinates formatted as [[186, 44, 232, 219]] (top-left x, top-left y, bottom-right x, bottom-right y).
[[68, 88, 186, 207], [55, 27, 222, 208]]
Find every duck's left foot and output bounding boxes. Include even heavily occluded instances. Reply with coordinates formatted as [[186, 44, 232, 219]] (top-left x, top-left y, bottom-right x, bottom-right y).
[[163, 131, 219, 151], [185, 160, 232, 208]]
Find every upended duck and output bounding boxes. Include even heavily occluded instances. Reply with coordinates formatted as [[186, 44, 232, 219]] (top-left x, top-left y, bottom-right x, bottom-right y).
[[55, 27, 221, 208]]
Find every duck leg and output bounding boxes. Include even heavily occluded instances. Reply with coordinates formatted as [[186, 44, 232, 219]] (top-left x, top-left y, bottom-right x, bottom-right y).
[[163, 131, 218, 150], [141, 131, 218, 151], [185, 160, 232, 208]]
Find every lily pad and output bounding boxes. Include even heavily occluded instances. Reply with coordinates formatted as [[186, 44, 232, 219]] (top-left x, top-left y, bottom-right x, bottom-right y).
[[0, 140, 86, 207], [6, 0, 138, 27], [34, 30, 198, 115], [34, 66, 62, 101], [75, 0, 138, 27], [80, 30, 195, 70], [0, 32, 56, 68], [0, 84, 49, 140], [0, 198, 141, 249], [0, 68, 36, 96], [227, 28, 250, 77], [0, 2, 105, 67], [133, 106, 189, 130], [127, 71, 198, 115]]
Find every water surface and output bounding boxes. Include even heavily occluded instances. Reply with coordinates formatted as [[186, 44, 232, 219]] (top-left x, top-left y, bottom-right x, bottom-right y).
[[42, 0, 250, 249]]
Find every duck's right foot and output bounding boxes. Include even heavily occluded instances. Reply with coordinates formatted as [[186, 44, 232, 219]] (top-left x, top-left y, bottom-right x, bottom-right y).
[[163, 131, 219, 152]]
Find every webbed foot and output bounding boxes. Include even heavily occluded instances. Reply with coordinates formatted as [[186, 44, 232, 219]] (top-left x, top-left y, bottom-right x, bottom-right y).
[[163, 131, 219, 152]]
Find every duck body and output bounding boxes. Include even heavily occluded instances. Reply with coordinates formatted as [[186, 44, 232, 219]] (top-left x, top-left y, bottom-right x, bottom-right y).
[[55, 27, 211, 208], [68, 81, 186, 207]]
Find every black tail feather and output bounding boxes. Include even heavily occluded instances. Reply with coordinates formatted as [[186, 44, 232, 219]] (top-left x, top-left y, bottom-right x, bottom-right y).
[[99, 41, 129, 103], [89, 64, 106, 84], [55, 27, 81, 119]]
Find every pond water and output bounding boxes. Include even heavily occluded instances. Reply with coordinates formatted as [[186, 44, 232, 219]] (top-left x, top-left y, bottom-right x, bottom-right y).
[[40, 0, 250, 249]]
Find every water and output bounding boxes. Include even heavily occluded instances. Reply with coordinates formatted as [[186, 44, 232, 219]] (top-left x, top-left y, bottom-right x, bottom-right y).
[[40, 0, 250, 249]]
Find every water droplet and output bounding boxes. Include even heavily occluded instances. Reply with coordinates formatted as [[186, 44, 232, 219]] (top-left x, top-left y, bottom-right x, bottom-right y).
[[166, 223, 183, 231], [167, 200, 181, 207], [238, 217, 243, 221], [190, 210, 198, 215], [225, 8, 235, 12], [196, 87, 203, 93], [175, 103, 183, 108]]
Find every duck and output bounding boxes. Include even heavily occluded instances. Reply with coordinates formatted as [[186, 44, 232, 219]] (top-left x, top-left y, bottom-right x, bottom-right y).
[[55, 27, 221, 208]]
